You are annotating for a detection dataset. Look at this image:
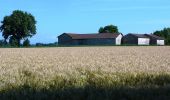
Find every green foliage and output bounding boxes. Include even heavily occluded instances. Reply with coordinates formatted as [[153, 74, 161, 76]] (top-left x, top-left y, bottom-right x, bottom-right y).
[[98, 25, 119, 33], [98, 27, 104, 33], [23, 39, 30, 47], [153, 28, 170, 45], [0, 39, 7, 46], [9, 36, 19, 47], [36, 42, 57, 47], [0, 10, 36, 46]]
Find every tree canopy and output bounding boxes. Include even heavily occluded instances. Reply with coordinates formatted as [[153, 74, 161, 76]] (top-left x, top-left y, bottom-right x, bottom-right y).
[[153, 28, 170, 45], [98, 25, 119, 33], [0, 10, 36, 46]]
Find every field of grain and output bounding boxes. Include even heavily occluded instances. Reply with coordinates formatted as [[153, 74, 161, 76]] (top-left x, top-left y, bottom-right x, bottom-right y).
[[0, 46, 170, 100]]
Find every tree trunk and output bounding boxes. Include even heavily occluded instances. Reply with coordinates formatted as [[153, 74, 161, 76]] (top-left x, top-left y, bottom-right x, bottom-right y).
[[16, 38, 21, 47]]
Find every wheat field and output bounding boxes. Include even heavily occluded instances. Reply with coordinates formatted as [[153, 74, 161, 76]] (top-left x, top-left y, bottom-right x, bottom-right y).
[[0, 46, 170, 99], [0, 46, 170, 83]]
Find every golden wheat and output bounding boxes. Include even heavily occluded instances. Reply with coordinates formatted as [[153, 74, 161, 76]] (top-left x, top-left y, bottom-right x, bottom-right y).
[[0, 46, 170, 89]]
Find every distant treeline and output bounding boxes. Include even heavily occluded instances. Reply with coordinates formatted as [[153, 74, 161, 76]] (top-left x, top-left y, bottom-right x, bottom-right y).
[[0, 39, 58, 47], [35, 42, 58, 47]]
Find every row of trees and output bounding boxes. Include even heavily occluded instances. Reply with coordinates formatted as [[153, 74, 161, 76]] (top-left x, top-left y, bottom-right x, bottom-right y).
[[0, 39, 30, 47]]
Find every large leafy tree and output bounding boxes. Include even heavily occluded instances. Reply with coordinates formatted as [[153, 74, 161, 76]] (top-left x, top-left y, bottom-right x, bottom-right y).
[[99, 25, 119, 33], [0, 10, 36, 46], [153, 28, 170, 45]]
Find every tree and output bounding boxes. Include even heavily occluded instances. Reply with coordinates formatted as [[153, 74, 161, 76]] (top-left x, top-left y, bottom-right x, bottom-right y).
[[98, 25, 119, 33], [9, 36, 18, 47], [23, 39, 30, 47], [0, 10, 36, 47], [153, 28, 170, 45]]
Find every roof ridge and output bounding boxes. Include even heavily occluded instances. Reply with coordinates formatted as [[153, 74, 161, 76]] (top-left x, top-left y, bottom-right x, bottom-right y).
[[65, 33, 120, 35], [62, 33, 121, 39]]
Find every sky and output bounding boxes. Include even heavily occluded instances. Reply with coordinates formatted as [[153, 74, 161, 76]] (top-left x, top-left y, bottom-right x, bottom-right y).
[[0, 0, 170, 44]]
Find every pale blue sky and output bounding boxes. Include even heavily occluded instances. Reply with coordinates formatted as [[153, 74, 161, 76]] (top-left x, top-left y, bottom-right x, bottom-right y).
[[0, 0, 170, 44]]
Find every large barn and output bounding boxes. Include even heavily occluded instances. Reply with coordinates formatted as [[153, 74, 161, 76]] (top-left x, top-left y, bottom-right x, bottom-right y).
[[58, 33, 123, 45], [123, 33, 165, 45]]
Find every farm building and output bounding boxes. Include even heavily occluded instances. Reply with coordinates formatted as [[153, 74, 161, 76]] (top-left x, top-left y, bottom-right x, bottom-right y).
[[123, 33, 165, 45], [58, 33, 123, 45], [123, 34, 150, 45], [144, 34, 165, 45]]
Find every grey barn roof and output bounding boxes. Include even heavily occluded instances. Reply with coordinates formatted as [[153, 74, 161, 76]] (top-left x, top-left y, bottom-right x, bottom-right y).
[[63, 33, 121, 39], [128, 33, 149, 38], [144, 34, 164, 40], [128, 33, 164, 39]]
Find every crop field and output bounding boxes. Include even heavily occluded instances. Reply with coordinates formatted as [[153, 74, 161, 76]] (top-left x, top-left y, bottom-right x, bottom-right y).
[[0, 46, 170, 100]]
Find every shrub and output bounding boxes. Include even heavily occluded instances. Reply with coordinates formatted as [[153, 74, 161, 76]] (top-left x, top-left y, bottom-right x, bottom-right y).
[[23, 39, 30, 47]]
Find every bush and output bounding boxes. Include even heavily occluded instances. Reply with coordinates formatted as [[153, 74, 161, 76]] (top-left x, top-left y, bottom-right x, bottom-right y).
[[23, 39, 30, 47], [0, 40, 7, 47]]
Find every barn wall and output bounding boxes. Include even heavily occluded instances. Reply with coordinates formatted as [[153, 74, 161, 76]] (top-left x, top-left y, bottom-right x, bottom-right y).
[[145, 36, 157, 45], [70, 38, 116, 45], [157, 40, 165, 45], [123, 34, 138, 45], [149, 39, 157, 45], [116, 34, 123, 45], [149, 37, 165, 45], [138, 38, 150, 45], [70, 40, 82, 45], [58, 34, 72, 45], [85, 38, 116, 45]]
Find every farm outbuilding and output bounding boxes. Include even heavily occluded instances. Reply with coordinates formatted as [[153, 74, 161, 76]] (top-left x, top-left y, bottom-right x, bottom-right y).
[[58, 33, 123, 45], [144, 34, 165, 45], [123, 33, 165, 45], [123, 34, 150, 45]]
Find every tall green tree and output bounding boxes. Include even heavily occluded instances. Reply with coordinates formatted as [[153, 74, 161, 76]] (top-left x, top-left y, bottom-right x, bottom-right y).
[[153, 28, 170, 45], [0, 10, 36, 46], [99, 25, 119, 33]]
